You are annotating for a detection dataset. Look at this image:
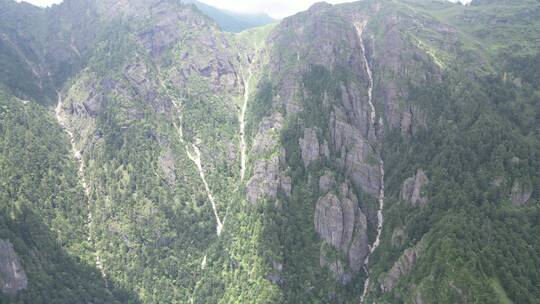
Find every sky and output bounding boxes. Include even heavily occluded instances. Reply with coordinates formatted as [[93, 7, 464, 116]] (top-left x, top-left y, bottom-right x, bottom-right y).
[[17, 0, 472, 18], [17, 0, 351, 18], [199, 0, 352, 18]]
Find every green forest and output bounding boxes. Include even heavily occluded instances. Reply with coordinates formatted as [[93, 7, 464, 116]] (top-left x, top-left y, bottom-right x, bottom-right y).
[[0, 0, 538, 303]]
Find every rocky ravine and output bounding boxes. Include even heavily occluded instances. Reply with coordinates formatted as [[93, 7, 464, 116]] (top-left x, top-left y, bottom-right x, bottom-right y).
[[186, 141, 225, 236], [55, 91, 110, 288], [239, 61, 252, 182], [354, 19, 386, 304], [171, 100, 225, 236]]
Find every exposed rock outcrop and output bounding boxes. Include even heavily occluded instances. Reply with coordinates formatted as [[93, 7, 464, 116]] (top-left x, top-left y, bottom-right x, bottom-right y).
[[319, 171, 337, 194], [299, 128, 320, 167], [491, 176, 504, 187], [280, 175, 292, 198], [330, 110, 381, 196], [247, 113, 290, 204], [251, 113, 284, 155], [298, 127, 331, 169], [247, 156, 280, 204], [315, 193, 345, 249], [134, 1, 218, 59], [380, 238, 426, 292], [267, 261, 284, 286], [369, 11, 441, 135], [314, 183, 369, 283], [401, 169, 429, 207], [0, 240, 27, 295], [159, 148, 177, 184], [415, 290, 426, 304], [511, 181, 533, 206], [391, 227, 407, 248]]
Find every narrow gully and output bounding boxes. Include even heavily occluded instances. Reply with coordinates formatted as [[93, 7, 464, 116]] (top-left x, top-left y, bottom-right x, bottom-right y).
[[239, 64, 252, 182], [55, 92, 110, 289], [355, 20, 386, 304], [171, 100, 224, 236]]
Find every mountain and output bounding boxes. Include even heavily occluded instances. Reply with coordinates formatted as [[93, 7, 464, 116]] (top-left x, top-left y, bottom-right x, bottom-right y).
[[182, 0, 276, 32], [0, 0, 538, 303]]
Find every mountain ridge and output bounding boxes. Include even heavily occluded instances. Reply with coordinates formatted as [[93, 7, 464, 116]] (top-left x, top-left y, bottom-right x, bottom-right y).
[[0, 0, 539, 303], [182, 0, 276, 32]]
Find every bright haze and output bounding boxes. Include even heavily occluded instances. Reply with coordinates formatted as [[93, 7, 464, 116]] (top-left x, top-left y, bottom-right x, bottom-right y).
[[198, 0, 353, 19], [19, 0, 352, 18], [18, 0, 472, 18]]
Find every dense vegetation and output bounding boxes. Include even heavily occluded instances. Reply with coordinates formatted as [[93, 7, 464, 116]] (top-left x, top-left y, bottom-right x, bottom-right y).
[[0, 90, 122, 303], [364, 1, 540, 301], [372, 68, 540, 303], [0, 0, 538, 303]]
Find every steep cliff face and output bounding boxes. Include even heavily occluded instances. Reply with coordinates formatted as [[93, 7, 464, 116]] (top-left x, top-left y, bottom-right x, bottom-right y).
[[241, 1, 539, 303], [401, 169, 429, 207], [0, 240, 27, 295], [315, 183, 369, 283], [510, 180, 533, 206], [236, 4, 389, 301], [239, 2, 464, 301], [380, 237, 426, 293]]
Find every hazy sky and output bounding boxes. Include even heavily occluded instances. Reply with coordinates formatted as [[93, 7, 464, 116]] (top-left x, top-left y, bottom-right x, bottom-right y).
[[16, 0, 62, 7], [200, 0, 352, 18], [17, 0, 351, 18], [17, 0, 471, 18]]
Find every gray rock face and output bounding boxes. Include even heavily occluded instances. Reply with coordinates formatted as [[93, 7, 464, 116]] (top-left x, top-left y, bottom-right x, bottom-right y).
[[266, 1, 386, 206], [365, 12, 438, 135], [0, 240, 27, 295], [380, 238, 426, 292], [491, 176, 504, 187], [330, 110, 381, 196], [299, 128, 320, 167], [162, 19, 238, 95], [81, 92, 102, 118], [247, 113, 289, 204], [314, 183, 369, 282], [347, 208, 368, 273], [321, 140, 330, 158], [246, 156, 280, 204], [124, 63, 151, 91], [280, 175, 292, 198], [315, 193, 344, 249], [124, 62, 171, 114], [251, 113, 284, 156], [159, 148, 176, 184], [401, 169, 429, 207], [319, 172, 336, 193], [268, 1, 372, 120], [511, 181, 533, 206], [415, 291, 425, 304], [267, 260, 284, 286], [391, 227, 407, 248], [134, 2, 216, 58]]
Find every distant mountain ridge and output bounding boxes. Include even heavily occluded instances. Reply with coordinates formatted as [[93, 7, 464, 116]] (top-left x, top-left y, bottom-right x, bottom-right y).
[[182, 0, 276, 32]]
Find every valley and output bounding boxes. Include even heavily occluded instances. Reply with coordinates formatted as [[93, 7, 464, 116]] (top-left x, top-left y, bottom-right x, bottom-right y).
[[0, 0, 539, 303]]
